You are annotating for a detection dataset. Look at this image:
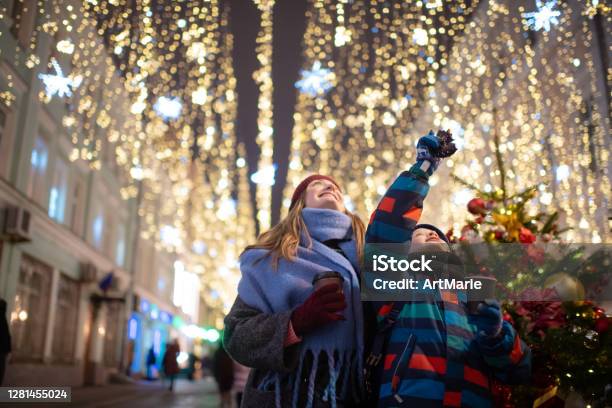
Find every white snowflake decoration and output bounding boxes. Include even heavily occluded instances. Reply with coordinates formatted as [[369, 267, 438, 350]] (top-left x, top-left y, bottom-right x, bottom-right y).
[[295, 61, 334, 96], [250, 164, 277, 186], [153, 96, 182, 120], [522, 0, 561, 32], [38, 58, 82, 98]]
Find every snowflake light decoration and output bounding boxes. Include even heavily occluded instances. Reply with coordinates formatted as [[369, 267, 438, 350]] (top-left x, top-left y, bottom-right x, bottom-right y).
[[250, 164, 277, 186], [38, 58, 82, 98], [153, 96, 182, 120], [522, 0, 561, 32], [295, 61, 334, 96]]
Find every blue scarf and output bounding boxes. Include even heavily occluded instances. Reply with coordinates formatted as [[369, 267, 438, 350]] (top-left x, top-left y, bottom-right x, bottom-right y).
[[238, 208, 364, 408]]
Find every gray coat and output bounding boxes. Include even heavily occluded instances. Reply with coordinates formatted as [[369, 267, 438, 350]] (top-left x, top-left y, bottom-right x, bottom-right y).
[[224, 297, 358, 408]]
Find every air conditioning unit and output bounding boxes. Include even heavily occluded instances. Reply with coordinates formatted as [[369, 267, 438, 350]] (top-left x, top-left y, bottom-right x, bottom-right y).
[[80, 263, 99, 283], [2, 206, 32, 243]]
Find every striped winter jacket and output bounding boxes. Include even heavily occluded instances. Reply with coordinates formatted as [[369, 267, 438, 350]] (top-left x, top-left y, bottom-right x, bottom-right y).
[[364, 162, 531, 407]]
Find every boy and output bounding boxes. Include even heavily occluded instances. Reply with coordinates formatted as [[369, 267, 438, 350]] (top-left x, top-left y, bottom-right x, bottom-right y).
[[364, 131, 531, 407]]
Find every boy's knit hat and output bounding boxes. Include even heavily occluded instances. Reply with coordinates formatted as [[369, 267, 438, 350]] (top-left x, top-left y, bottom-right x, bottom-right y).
[[290, 174, 341, 210], [414, 224, 450, 244]]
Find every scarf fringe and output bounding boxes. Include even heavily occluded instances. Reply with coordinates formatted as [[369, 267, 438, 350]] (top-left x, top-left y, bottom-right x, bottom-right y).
[[266, 349, 361, 408], [305, 352, 319, 408], [341, 351, 352, 400], [291, 356, 305, 408], [325, 353, 338, 408], [275, 374, 281, 408], [258, 372, 275, 391]]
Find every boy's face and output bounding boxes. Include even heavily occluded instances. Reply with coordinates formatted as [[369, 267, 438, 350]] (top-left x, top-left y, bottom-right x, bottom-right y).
[[410, 227, 450, 253], [304, 179, 345, 212]]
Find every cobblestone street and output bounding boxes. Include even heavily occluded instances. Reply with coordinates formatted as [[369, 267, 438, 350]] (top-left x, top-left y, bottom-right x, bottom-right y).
[[63, 378, 219, 408]]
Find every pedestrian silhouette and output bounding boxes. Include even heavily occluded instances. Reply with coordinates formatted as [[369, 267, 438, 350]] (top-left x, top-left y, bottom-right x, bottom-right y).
[[0, 299, 11, 386]]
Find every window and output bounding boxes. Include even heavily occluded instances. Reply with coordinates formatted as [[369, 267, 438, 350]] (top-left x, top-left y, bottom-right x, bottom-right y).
[[0, 108, 9, 178], [52, 274, 79, 363], [103, 209, 115, 260], [69, 176, 85, 235], [10, 255, 52, 362], [0, 109, 6, 151], [136, 239, 155, 290], [90, 201, 104, 250], [115, 223, 126, 267], [49, 157, 68, 223], [27, 135, 49, 206]]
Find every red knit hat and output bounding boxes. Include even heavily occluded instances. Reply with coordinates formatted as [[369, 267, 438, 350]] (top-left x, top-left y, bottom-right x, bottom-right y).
[[289, 174, 341, 209]]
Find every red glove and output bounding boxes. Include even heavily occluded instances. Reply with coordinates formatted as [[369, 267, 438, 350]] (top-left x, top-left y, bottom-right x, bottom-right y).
[[291, 283, 347, 336]]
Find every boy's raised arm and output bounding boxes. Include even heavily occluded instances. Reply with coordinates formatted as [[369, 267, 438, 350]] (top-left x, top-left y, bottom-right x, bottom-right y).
[[365, 130, 456, 245]]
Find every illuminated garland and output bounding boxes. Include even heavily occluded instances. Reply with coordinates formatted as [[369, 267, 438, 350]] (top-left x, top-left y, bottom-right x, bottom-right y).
[[285, 0, 609, 244], [1, 0, 256, 319], [414, 1, 610, 243], [252, 0, 276, 230]]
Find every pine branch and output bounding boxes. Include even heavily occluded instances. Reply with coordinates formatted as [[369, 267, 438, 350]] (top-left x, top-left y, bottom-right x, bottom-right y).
[[492, 108, 508, 203], [541, 212, 560, 234], [451, 174, 491, 198]]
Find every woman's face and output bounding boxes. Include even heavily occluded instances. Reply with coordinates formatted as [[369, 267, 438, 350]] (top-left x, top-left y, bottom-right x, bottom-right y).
[[304, 179, 345, 212]]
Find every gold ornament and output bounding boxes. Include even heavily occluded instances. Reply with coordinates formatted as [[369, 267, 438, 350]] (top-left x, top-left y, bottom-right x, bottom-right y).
[[543, 273, 585, 301]]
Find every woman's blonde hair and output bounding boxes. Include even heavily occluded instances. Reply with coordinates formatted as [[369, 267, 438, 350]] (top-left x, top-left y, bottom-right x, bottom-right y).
[[244, 195, 365, 268]]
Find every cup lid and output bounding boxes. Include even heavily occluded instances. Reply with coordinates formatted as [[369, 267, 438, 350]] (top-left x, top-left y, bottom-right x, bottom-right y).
[[466, 275, 498, 281], [312, 271, 344, 285]]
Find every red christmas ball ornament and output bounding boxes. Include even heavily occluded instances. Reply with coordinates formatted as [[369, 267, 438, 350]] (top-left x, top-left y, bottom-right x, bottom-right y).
[[475, 215, 484, 224], [503, 312, 515, 325], [467, 198, 488, 215], [519, 227, 536, 244], [594, 316, 609, 334]]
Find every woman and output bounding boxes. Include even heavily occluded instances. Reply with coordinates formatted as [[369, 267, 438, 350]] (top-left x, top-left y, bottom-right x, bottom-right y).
[[224, 175, 365, 408]]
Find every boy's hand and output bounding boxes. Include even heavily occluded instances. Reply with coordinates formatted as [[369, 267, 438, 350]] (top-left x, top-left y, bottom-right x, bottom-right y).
[[416, 129, 458, 171], [471, 299, 503, 338]]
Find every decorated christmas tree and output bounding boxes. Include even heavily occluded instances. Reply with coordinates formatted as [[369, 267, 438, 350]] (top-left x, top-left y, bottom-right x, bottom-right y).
[[448, 131, 612, 407]]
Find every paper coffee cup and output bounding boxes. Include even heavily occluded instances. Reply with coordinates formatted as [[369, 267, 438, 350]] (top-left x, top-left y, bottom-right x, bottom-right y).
[[312, 271, 344, 292], [466, 275, 497, 314]]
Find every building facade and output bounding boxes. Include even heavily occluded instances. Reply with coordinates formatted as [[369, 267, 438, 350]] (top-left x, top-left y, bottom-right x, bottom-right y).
[[0, 0, 198, 386]]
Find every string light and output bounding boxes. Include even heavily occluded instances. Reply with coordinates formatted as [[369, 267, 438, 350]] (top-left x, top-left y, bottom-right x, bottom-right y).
[[252, 0, 276, 230], [4, 0, 257, 319], [285, 0, 609, 244], [285, 0, 481, 217]]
